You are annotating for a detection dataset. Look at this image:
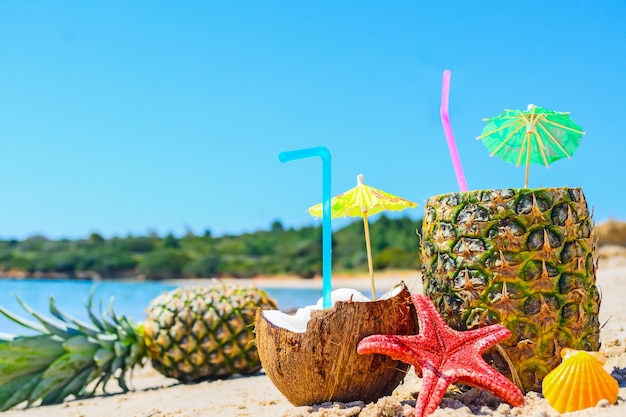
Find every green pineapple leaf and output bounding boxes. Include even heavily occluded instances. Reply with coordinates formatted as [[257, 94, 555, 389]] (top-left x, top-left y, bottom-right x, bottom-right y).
[[49, 296, 99, 338], [0, 305, 47, 334], [0, 335, 65, 381], [14, 298, 80, 339], [0, 293, 145, 410], [31, 352, 93, 403], [0, 372, 42, 411]]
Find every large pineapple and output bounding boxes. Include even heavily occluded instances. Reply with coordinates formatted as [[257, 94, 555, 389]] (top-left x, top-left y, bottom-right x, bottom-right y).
[[421, 187, 600, 392], [0, 280, 277, 410]]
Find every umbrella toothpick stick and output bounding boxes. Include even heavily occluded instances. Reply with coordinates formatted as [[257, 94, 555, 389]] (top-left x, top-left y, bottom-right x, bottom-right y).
[[361, 210, 376, 300]]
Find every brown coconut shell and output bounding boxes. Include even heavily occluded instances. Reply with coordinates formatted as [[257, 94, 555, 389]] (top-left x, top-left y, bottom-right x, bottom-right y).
[[254, 283, 418, 406]]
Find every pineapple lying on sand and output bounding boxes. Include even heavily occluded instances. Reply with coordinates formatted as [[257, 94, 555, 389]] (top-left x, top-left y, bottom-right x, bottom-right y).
[[421, 187, 600, 392], [0, 280, 277, 411]]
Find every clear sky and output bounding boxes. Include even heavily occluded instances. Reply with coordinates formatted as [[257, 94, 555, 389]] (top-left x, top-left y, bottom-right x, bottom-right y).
[[1, 2, 625, 240]]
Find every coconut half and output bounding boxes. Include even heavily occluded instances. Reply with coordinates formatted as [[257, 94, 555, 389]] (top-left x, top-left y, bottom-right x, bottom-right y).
[[255, 282, 418, 406]]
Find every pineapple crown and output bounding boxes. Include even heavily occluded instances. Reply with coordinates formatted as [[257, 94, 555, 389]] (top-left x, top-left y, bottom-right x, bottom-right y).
[[0, 291, 147, 411]]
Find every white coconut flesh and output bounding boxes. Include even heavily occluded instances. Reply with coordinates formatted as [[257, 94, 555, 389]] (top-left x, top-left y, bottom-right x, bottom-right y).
[[262, 285, 405, 333]]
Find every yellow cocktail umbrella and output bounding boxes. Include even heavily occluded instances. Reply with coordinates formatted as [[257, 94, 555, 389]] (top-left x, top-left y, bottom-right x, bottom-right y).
[[308, 174, 418, 299]]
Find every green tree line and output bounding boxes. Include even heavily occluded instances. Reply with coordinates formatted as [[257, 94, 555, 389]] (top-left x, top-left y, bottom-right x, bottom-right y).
[[0, 215, 422, 280]]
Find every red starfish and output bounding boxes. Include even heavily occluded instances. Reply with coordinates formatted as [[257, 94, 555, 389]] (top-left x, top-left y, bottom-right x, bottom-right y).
[[357, 294, 525, 417]]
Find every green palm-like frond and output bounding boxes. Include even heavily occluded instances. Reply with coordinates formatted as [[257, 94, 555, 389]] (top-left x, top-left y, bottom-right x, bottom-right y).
[[0, 293, 147, 411]]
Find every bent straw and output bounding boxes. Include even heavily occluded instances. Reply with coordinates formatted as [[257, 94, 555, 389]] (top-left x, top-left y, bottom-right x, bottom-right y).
[[279, 147, 332, 309], [440, 69, 468, 192]]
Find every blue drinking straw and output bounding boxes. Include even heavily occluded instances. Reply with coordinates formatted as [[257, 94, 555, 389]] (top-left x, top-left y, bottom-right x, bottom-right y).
[[279, 146, 332, 309]]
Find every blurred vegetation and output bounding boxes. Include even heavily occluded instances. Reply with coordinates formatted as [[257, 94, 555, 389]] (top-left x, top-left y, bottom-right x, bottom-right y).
[[0, 215, 422, 280], [595, 219, 626, 247]]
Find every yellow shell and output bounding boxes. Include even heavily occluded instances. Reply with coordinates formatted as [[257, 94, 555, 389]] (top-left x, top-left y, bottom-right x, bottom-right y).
[[542, 348, 619, 413]]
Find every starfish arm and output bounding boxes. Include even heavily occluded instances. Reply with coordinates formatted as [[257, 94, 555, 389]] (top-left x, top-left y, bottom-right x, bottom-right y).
[[357, 334, 425, 369], [453, 360, 525, 407], [412, 294, 450, 332], [413, 294, 512, 353], [416, 367, 454, 417], [461, 323, 512, 352]]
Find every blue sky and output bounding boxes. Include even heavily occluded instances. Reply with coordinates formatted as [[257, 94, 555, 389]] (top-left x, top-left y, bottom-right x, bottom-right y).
[[1, 2, 625, 240]]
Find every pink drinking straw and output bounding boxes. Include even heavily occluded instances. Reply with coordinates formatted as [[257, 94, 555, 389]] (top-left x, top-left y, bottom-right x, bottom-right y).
[[440, 70, 468, 192]]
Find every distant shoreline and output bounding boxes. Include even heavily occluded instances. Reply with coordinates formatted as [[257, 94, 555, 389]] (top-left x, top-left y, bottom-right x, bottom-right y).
[[187, 270, 423, 293], [0, 269, 423, 293]]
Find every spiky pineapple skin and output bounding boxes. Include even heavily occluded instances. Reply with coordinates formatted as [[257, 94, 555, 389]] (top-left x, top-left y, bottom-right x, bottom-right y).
[[142, 281, 277, 382], [421, 187, 600, 392]]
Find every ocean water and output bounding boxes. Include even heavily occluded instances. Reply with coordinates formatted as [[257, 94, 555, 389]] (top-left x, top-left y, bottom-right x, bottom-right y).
[[0, 278, 336, 335]]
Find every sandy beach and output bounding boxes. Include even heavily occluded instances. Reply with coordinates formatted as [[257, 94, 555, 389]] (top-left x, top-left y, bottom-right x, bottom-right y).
[[2, 260, 626, 417]]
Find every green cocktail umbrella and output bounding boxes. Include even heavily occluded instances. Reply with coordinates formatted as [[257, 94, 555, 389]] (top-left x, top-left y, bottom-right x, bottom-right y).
[[477, 104, 585, 188]]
